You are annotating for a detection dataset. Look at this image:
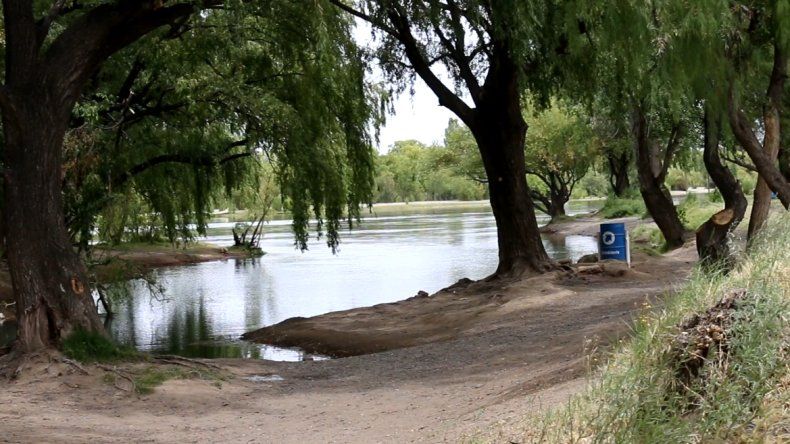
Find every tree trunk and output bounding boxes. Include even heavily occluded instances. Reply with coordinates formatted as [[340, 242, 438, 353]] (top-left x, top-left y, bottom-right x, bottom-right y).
[[548, 183, 568, 219], [696, 209, 738, 270], [0, 0, 202, 356], [744, 104, 782, 240], [607, 151, 631, 197], [471, 75, 552, 275], [548, 200, 567, 219], [631, 105, 686, 249], [704, 108, 748, 222], [698, 108, 747, 265], [779, 146, 790, 182], [2, 93, 105, 352]]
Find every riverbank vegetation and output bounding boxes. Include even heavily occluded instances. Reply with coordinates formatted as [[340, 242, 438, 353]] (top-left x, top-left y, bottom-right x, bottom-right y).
[[519, 213, 789, 442]]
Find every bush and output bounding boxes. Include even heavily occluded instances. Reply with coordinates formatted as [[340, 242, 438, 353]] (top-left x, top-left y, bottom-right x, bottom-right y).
[[598, 193, 646, 219], [666, 168, 708, 191], [572, 171, 610, 199]]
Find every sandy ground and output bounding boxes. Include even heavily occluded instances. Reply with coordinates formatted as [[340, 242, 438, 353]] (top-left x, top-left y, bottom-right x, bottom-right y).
[[0, 215, 698, 443]]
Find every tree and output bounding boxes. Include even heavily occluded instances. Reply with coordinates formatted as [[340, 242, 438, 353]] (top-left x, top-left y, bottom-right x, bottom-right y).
[[722, 2, 790, 238], [576, 2, 711, 250], [590, 116, 632, 197], [696, 106, 748, 266], [524, 103, 595, 220], [630, 103, 687, 249], [0, 1, 378, 353], [329, 1, 588, 275]]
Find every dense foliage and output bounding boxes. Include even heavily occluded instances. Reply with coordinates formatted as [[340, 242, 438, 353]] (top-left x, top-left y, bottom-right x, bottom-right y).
[[62, 3, 383, 251]]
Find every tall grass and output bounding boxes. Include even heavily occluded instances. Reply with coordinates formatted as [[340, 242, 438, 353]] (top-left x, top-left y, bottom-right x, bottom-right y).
[[520, 212, 789, 443]]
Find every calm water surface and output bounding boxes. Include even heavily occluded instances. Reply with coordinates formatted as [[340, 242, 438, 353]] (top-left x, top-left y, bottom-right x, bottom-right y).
[[104, 201, 603, 360], [0, 201, 603, 359]]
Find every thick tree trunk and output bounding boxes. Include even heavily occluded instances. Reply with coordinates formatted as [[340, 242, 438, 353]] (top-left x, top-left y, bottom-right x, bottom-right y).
[[748, 169, 779, 240], [471, 72, 552, 275], [631, 105, 686, 249], [607, 151, 631, 197], [703, 110, 748, 224], [2, 93, 105, 352], [548, 199, 567, 219], [698, 108, 747, 266], [473, 127, 553, 275], [696, 209, 738, 269], [0, 0, 201, 355]]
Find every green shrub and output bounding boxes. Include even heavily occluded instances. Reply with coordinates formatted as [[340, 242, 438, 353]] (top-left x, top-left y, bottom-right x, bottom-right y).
[[572, 171, 610, 199], [666, 168, 708, 191], [62, 329, 138, 363], [597, 193, 646, 219]]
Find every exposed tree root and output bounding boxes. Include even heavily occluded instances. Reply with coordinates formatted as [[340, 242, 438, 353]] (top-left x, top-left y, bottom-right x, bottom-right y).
[[96, 364, 135, 392], [669, 289, 746, 404], [153, 355, 224, 372], [59, 357, 90, 375]]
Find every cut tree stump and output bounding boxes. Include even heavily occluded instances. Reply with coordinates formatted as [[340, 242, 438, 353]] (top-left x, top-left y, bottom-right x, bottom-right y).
[[696, 208, 736, 267]]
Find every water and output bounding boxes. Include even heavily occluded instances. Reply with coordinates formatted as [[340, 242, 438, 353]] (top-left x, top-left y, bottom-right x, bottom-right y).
[[103, 201, 602, 360], [0, 201, 604, 360]]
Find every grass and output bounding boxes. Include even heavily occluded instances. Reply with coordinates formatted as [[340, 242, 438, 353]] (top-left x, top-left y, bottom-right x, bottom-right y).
[[62, 329, 140, 363], [629, 224, 665, 256], [100, 363, 225, 394], [62, 331, 226, 395], [132, 365, 223, 394], [677, 193, 723, 231], [512, 212, 789, 443]]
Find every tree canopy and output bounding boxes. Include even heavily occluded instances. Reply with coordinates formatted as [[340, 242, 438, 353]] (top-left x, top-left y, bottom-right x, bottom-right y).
[[60, 2, 383, 252]]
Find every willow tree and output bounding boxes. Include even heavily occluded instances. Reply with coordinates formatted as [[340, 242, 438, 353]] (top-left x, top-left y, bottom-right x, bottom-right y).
[[722, 1, 790, 238], [577, 2, 701, 249], [329, 0, 589, 275], [64, 5, 378, 252], [0, 1, 377, 353]]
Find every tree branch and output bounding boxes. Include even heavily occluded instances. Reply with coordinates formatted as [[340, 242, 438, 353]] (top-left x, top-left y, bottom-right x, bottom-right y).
[[385, 6, 475, 125], [657, 122, 682, 183], [327, 0, 398, 37], [111, 139, 250, 190], [43, 0, 207, 111], [727, 45, 790, 208], [720, 152, 757, 172]]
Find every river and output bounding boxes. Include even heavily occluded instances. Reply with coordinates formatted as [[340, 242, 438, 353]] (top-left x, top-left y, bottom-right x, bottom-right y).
[[101, 201, 603, 360], [0, 201, 604, 359]]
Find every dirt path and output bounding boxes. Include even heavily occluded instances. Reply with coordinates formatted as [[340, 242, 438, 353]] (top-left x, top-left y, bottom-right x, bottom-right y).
[[0, 235, 696, 443]]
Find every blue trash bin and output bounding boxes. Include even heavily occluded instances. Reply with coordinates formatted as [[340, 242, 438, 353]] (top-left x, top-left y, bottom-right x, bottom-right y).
[[599, 223, 630, 265]]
